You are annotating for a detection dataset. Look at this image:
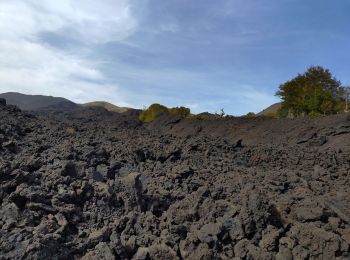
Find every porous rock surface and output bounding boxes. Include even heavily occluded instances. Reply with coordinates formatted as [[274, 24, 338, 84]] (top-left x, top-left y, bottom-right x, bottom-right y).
[[1, 102, 350, 259]]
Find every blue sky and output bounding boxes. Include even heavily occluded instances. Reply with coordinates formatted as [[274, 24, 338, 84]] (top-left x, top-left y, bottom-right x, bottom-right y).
[[0, 0, 349, 115]]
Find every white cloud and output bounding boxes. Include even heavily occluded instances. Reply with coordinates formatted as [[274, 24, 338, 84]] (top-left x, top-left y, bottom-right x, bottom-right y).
[[0, 0, 137, 106], [0, 0, 137, 43]]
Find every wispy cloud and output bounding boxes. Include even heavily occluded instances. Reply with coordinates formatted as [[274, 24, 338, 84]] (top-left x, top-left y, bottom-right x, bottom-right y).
[[0, 0, 137, 106]]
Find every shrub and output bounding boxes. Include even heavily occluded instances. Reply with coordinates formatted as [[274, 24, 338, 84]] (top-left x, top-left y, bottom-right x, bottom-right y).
[[243, 112, 256, 118], [169, 106, 191, 117], [139, 104, 168, 123], [308, 111, 322, 117], [277, 107, 289, 118], [139, 104, 191, 122]]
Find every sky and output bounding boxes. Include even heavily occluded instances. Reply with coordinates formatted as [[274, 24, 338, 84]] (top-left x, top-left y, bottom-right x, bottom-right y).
[[0, 0, 349, 115]]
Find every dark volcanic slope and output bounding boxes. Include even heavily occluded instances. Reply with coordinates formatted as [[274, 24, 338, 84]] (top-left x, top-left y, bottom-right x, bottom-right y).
[[1, 101, 350, 260], [0, 92, 77, 111]]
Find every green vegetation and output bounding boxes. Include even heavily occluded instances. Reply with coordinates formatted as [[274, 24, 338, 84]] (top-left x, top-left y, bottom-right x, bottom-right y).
[[276, 66, 346, 117], [139, 104, 191, 122], [139, 68, 347, 122], [243, 112, 256, 118], [186, 113, 210, 120], [81, 101, 129, 113], [169, 106, 191, 117], [139, 104, 169, 122]]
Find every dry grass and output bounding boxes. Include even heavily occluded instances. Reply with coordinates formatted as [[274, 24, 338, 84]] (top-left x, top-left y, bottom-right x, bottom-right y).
[[65, 127, 76, 135]]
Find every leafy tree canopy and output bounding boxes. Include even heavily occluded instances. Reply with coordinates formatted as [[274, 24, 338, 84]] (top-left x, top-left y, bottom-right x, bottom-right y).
[[276, 66, 345, 117]]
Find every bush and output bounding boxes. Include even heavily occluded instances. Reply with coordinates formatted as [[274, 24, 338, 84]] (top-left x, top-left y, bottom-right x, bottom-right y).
[[139, 104, 168, 123], [243, 112, 256, 118], [277, 107, 289, 118], [169, 106, 191, 117], [187, 113, 210, 120], [139, 104, 191, 122], [308, 111, 322, 117]]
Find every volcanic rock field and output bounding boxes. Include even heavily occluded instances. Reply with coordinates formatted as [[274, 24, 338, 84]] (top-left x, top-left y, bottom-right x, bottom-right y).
[[1, 100, 350, 259]]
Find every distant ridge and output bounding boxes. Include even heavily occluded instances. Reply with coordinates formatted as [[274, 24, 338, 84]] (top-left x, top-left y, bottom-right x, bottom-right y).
[[0, 92, 132, 113], [257, 102, 282, 117], [0, 92, 77, 111], [81, 101, 129, 113]]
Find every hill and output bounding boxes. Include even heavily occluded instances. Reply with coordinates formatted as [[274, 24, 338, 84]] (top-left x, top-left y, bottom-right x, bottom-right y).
[[81, 101, 129, 113], [0, 92, 77, 111], [257, 102, 282, 117]]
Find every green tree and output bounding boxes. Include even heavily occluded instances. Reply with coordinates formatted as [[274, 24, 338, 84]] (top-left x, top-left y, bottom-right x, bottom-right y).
[[139, 103, 168, 122], [139, 104, 191, 122], [276, 66, 344, 117]]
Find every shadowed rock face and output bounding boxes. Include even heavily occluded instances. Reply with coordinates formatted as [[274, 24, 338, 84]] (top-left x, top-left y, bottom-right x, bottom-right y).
[[1, 101, 350, 259]]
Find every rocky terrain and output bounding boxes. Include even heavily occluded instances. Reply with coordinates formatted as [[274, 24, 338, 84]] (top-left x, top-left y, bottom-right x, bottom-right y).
[[1, 98, 350, 259]]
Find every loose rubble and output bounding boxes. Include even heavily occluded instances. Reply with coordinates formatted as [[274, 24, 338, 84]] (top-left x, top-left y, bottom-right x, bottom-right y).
[[1, 101, 350, 259]]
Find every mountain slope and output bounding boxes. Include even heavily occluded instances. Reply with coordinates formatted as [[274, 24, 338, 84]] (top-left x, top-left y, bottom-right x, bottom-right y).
[[257, 102, 282, 116], [81, 101, 129, 113], [0, 92, 77, 111]]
